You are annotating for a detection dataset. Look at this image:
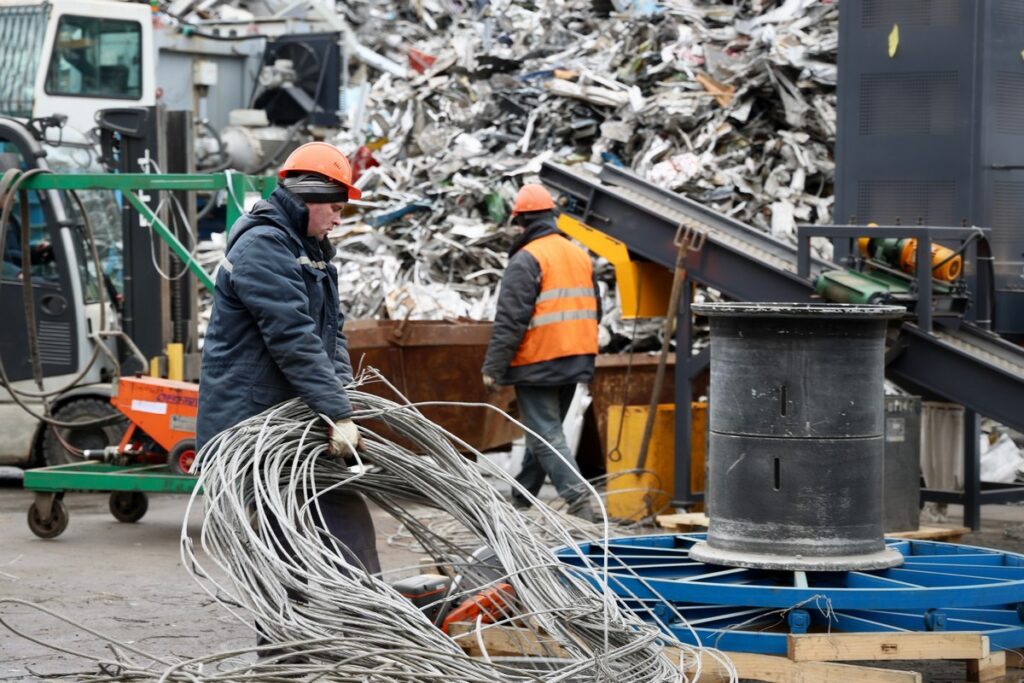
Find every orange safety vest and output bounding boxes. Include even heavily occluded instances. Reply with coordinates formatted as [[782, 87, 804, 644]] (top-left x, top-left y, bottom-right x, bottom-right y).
[[510, 234, 599, 367]]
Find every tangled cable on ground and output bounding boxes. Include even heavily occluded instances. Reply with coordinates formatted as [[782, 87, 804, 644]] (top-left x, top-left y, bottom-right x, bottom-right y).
[[384, 471, 672, 554], [1, 372, 738, 681]]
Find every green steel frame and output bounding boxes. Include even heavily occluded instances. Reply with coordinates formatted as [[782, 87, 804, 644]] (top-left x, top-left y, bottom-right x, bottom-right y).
[[18, 171, 276, 292], [16, 171, 268, 523], [23, 461, 199, 495]]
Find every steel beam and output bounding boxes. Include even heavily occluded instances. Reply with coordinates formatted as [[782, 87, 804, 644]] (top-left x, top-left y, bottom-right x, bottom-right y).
[[540, 163, 818, 302], [886, 325, 1024, 434]]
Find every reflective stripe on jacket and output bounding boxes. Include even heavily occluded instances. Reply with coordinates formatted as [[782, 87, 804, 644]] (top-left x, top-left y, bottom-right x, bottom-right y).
[[510, 233, 598, 367]]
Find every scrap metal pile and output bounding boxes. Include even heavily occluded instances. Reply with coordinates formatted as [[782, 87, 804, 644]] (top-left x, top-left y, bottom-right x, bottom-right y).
[[199, 0, 839, 348]]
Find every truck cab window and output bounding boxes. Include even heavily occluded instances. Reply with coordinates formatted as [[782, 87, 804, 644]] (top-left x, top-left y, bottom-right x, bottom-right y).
[[0, 146, 57, 282], [44, 15, 141, 99]]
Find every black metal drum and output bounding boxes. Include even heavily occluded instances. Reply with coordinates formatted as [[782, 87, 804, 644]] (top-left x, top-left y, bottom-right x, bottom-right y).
[[688, 303, 906, 571]]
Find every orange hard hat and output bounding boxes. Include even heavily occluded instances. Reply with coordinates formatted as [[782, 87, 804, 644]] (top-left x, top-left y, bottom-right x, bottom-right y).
[[278, 142, 362, 200], [511, 184, 555, 217]]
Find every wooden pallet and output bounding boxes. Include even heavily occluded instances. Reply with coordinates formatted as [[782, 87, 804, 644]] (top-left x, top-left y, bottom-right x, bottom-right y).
[[449, 623, 1018, 682], [655, 512, 970, 543], [788, 633, 1006, 683]]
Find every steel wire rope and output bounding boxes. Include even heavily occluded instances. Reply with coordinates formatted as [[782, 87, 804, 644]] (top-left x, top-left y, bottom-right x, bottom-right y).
[[0, 373, 737, 682], [175, 374, 735, 682]]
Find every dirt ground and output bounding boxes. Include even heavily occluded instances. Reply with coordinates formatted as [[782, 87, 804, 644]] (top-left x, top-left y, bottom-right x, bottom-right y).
[[0, 471, 1022, 682]]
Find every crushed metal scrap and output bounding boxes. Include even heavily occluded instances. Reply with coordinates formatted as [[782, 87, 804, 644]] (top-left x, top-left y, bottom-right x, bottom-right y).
[[197, 0, 839, 350]]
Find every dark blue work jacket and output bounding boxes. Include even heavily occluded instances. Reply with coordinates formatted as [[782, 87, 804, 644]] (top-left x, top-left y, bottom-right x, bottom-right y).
[[197, 187, 353, 448]]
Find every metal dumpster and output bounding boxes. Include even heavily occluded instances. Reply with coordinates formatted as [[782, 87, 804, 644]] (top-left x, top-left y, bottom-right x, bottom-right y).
[[345, 319, 520, 452]]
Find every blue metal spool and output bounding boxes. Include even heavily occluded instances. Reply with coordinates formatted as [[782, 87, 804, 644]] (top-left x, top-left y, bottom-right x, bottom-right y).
[[556, 534, 1024, 655]]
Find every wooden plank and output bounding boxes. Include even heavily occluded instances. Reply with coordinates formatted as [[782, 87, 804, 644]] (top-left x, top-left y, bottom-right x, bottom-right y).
[[887, 525, 970, 542], [452, 627, 921, 683], [448, 622, 568, 658], [788, 633, 989, 662], [966, 651, 1006, 682], [656, 511, 710, 530], [665, 648, 921, 683], [655, 515, 967, 543], [452, 624, 924, 682]]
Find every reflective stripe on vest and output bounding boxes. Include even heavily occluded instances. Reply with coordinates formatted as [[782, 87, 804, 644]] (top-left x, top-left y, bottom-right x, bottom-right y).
[[528, 308, 599, 330], [535, 286, 596, 304], [510, 233, 599, 367]]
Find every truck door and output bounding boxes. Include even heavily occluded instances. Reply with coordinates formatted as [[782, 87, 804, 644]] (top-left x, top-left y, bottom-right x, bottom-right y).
[[0, 125, 81, 383]]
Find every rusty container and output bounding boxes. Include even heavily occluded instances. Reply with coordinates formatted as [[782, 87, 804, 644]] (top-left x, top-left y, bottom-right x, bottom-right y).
[[345, 319, 520, 452]]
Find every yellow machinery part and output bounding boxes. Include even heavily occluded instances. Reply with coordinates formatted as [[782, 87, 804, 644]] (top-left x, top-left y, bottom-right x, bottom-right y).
[[899, 239, 962, 282], [556, 214, 673, 318], [605, 402, 707, 520], [857, 222, 880, 258], [167, 343, 184, 382]]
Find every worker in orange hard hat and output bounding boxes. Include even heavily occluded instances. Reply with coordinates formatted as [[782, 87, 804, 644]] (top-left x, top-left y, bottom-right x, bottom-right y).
[[510, 183, 555, 216], [483, 183, 600, 521], [198, 141, 379, 651]]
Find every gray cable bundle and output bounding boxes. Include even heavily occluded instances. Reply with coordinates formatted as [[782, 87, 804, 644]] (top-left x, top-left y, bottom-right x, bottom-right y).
[[182, 375, 737, 681]]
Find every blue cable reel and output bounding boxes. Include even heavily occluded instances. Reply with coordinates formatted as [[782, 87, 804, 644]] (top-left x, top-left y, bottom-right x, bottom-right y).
[[555, 533, 1024, 655]]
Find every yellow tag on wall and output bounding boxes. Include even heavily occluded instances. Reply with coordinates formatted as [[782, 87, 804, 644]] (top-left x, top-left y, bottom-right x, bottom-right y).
[[888, 24, 900, 58]]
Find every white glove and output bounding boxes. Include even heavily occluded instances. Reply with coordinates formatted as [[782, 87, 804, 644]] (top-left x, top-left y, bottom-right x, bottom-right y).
[[329, 418, 361, 458], [482, 374, 497, 391]]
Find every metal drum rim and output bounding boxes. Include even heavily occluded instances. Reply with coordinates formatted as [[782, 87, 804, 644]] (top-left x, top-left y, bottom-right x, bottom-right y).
[[692, 302, 906, 318]]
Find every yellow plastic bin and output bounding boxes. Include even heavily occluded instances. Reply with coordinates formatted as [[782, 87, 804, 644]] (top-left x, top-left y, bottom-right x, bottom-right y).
[[605, 402, 707, 520]]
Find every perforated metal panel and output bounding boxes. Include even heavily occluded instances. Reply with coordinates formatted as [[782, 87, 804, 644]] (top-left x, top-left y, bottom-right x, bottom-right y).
[[37, 320, 72, 366], [838, 0, 1024, 332], [856, 181, 957, 225], [995, 72, 1024, 135], [859, 73, 959, 136], [861, 0, 960, 28], [996, 0, 1024, 24], [992, 182, 1024, 269]]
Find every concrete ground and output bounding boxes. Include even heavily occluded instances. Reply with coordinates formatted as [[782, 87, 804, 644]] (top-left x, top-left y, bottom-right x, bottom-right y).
[[0, 470, 1022, 681], [0, 474, 427, 681]]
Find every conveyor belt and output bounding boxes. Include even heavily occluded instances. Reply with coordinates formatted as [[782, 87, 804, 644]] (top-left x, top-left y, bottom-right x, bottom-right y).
[[540, 162, 1024, 434], [937, 327, 1024, 379]]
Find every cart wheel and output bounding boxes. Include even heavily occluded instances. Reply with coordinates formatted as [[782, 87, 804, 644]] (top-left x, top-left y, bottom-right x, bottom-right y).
[[109, 492, 148, 523], [168, 439, 197, 476], [27, 499, 69, 539]]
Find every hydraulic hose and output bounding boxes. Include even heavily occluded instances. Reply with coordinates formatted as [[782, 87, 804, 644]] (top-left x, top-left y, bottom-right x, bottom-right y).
[[0, 169, 121, 429]]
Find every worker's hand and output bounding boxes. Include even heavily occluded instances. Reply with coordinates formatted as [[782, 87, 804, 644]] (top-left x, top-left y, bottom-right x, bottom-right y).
[[328, 418, 361, 458], [482, 373, 497, 392]]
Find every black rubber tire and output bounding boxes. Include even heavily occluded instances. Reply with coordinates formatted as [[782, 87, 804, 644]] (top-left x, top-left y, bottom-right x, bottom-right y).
[[41, 398, 126, 467], [27, 499, 69, 539], [167, 439, 197, 476], [109, 491, 148, 523]]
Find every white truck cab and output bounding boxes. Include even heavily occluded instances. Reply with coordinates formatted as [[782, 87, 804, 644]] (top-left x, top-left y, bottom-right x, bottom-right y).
[[0, 0, 155, 136]]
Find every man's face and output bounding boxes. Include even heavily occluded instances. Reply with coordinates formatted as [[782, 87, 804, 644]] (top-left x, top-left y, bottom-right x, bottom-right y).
[[306, 201, 345, 240], [509, 214, 526, 236]]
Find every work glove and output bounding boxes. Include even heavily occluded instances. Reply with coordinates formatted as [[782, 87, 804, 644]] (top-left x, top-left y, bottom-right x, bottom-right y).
[[482, 374, 497, 391], [328, 418, 362, 458]]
